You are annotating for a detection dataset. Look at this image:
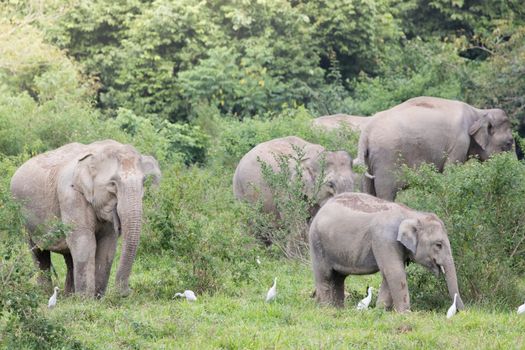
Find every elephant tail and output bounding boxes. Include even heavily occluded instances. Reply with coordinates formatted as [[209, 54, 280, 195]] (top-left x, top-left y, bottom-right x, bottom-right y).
[[354, 130, 368, 166], [354, 130, 376, 194], [354, 130, 374, 179]]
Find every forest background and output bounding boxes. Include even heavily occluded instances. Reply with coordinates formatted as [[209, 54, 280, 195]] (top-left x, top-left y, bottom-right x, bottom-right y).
[[1, 0, 525, 348]]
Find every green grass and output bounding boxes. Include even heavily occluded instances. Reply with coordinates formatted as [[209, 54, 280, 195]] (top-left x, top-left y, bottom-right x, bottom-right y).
[[44, 254, 525, 349]]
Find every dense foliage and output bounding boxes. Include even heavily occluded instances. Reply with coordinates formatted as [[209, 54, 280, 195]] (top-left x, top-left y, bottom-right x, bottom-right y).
[[1, 0, 525, 347], [399, 154, 525, 308]]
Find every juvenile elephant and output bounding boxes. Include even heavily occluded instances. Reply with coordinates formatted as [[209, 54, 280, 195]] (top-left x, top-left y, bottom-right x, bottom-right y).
[[10, 140, 161, 297], [357, 96, 514, 200], [233, 136, 355, 220], [312, 114, 372, 133], [309, 192, 464, 313]]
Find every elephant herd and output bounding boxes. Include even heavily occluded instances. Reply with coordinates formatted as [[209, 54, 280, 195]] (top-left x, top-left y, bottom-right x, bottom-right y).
[[233, 96, 514, 312], [9, 96, 514, 313]]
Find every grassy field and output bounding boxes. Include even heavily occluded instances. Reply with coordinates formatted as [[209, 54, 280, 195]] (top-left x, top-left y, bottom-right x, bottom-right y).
[[44, 254, 525, 349]]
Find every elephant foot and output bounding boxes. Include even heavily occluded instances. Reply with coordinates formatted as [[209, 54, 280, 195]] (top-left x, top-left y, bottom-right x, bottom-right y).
[[393, 305, 411, 313], [37, 272, 53, 292], [118, 286, 132, 297]]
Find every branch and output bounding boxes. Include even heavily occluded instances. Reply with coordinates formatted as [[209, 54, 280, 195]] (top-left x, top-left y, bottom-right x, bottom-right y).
[[469, 45, 495, 56]]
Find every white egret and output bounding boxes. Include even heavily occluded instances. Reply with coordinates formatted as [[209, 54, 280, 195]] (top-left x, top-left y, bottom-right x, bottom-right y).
[[517, 302, 525, 315], [265, 278, 277, 302], [48, 286, 59, 309], [446, 293, 458, 319], [356, 286, 373, 310], [256, 256, 261, 265], [175, 290, 197, 301]]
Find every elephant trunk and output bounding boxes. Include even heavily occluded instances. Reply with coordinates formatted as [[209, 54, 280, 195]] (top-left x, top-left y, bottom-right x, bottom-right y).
[[115, 179, 143, 296], [336, 174, 355, 194], [443, 256, 464, 310]]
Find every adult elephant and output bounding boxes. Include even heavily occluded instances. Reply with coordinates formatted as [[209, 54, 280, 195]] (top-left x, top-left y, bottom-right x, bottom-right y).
[[312, 114, 372, 133], [233, 136, 355, 221], [356, 96, 514, 200], [309, 192, 464, 313], [10, 140, 161, 297]]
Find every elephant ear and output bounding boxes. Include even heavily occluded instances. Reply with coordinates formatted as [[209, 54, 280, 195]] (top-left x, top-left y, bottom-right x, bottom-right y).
[[72, 153, 95, 204], [469, 114, 491, 150], [397, 218, 420, 255], [141, 155, 161, 185]]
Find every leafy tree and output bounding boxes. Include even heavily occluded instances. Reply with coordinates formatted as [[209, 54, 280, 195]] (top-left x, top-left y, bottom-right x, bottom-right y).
[[395, 0, 525, 42], [294, 0, 401, 79]]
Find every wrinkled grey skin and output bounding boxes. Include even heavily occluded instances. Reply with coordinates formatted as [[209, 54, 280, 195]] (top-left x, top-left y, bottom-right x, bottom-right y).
[[312, 114, 372, 133], [356, 96, 514, 200], [309, 192, 464, 313], [233, 136, 355, 220], [10, 140, 161, 297]]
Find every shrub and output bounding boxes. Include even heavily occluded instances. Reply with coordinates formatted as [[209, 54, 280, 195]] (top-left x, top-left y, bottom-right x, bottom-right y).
[[140, 163, 261, 296], [344, 38, 465, 116], [0, 22, 104, 156], [254, 147, 323, 260], [397, 153, 525, 309], [210, 107, 359, 170], [109, 108, 209, 164]]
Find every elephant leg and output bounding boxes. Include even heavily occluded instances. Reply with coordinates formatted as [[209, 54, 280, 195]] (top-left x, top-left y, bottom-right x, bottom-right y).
[[331, 271, 346, 308], [374, 245, 410, 312], [313, 262, 334, 305], [29, 239, 52, 292], [63, 253, 74, 295], [376, 276, 393, 310], [382, 268, 410, 312], [313, 266, 345, 307], [67, 230, 96, 297], [95, 223, 118, 297], [373, 172, 398, 201]]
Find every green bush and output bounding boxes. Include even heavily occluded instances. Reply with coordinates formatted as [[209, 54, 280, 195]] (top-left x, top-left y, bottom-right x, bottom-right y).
[[254, 147, 328, 260], [109, 108, 209, 164], [210, 107, 359, 170], [397, 153, 525, 309], [0, 22, 104, 156], [140, 163, 261, 296], [344, 38, 465, 116]]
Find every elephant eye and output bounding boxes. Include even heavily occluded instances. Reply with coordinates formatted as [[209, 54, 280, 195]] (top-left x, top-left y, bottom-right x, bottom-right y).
[[435, 242, 443, 249], [488, 123, 494, 135], [327, 180, 335, 189], [107, 181, 117, 193]]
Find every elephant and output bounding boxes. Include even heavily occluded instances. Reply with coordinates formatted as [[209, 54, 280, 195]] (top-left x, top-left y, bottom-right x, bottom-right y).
[[312, 114, 372, 133], [356, 96, 514, 200], [309, 192, 464, 313], [10, 140, 161, 297], [233, 136, 355, 222]]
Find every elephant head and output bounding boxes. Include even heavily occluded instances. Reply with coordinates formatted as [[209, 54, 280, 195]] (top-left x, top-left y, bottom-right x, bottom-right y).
[[301, 150, 355, 209], [397, 214, 465, 310], [73, 143, 160, 295], [469, 109, 514, 160]]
